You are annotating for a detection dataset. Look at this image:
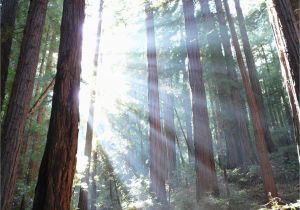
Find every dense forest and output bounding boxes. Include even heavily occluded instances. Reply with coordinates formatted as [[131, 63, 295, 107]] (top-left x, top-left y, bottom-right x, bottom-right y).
[[1, 0, 299, 209]]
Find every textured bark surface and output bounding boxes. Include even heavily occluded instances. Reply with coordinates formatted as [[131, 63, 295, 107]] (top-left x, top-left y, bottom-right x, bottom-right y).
[[215, 0, 257, 166], [267, 0, 300, 161], [145, 2, 167, 202], [224, 0, 278, 197], [182, 0, 218, 201], [1, 0, 19, 107], [32, 0, 85, 209], [1, 1, 49, 209], [234, 0, 276, 153]]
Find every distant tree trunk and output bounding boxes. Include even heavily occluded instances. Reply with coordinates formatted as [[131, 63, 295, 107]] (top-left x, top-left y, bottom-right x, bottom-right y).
[[164, 93, 176, 178], [214, 0, 257, 166], [223, 0, 278, 197], [90, 151, 98, 210], [32, 0, 85, 209], [182, 67, 194, 163], [267, 0, 300, 161], [200, 0, 244, 169], [145, 2, 167, 202], [1, 0, 19, 107], [78, 187, 88, 210], [182, 0, 219, 201], [234, 0, 276, 153], [79, 1, 103, 209], [1, 0, 49, 209]]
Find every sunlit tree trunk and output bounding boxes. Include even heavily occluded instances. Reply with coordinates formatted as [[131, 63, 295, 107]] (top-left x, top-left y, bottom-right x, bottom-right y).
[[223, 0, 278, 197], [164, 93, 176, 178], [145, 2, 167, 202], [182, 0, 219, 201], [1, 1, 49, 209], [214, 0, 257, 166], [78, 1, 103, 209], [1, 0, 19, 107], [234, 0, 276, 153], [267, 0, 300, 161], [32, 0, 85, 209]]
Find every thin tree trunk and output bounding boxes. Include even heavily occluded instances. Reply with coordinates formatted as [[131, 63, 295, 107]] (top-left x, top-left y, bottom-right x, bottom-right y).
[[145, 2, 167, 202], [32, 0, 85, 209], [164, 93, 176, 178], [223, 0, 278, 197], [1, 0, 19, 108], [1, 1, 49, 209], [214, 0, 257, 166], [267, 0, 300, 161], [182, 0, 219, 201], [234, 0, 276, 153], [90, 151, 98, 210]]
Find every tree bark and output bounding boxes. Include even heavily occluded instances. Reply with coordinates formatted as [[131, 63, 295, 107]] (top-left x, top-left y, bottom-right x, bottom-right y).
[[223, 0, 278, 197], [267, 0, 300, 162], [32, 0, 85, 209], [214, 0, 257, 166], [1, 1, 49, 209], [234, 0, 276, 153], [145, 2, 167, 202], [182, 0, 219, 201], [1, 0, 19, 108]]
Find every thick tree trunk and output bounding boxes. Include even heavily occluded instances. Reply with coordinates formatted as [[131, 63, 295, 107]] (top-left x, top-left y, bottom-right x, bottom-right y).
[[223, 0, 278, 197], [145, 2, 167, 202], [267, 0, 300, 161], [182, 0, 219, 201], [200, 0, 243, 169], [214, 0, 257, 166], [32, 0, 85, 209], [1, 1, 49, 209], [234, 0, 276, 153], [1, 0, 19, 108]]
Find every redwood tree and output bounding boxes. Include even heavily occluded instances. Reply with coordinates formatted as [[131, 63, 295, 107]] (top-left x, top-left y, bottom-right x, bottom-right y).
[[223, 0, 278, 197], [32, 0, 85, 209], [145, 2, 167, 202], [234, 0, 276, 153], [1, 0, 49, 209], [214, 0, 257, 166], [267, 0, 300, 161], [182, 0, 218, 201], [1, 0, 19, 107]]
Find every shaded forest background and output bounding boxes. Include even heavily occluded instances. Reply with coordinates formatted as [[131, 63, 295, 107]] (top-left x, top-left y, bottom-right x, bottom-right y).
[[1, 0, 299, 209]]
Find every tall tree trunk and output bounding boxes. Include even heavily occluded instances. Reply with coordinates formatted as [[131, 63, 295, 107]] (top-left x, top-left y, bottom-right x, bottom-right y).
[[164, 93, 176, 178], [214, 0, 257, 166], [182, 0, 218, 201], [90, 151, 98, 210], [223, 0, 278, 197], [1, 0, 19, 108], [79, 1, 103, 209], [234, 0, 276, 153], [1, 0, 49, 209], [200, 0, 243, 169], [182, 67, 194, 163], [267, 0, 300, 161], [145, 2, 167, 202], [32, 0, 85, 209]]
